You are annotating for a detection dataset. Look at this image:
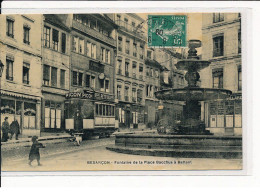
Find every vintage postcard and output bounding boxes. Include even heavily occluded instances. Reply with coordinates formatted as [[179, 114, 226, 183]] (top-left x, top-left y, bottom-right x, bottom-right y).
[[0, 11, 245, 173]]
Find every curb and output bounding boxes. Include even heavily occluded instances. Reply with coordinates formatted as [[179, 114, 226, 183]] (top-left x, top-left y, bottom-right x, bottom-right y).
[[1, 135, 72, 146]]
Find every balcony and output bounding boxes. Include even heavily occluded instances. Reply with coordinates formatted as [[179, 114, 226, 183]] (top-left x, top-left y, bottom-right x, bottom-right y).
[[115, 20, 146, 40], [125, 96, 129, 102], [72, 20, 116, 47]]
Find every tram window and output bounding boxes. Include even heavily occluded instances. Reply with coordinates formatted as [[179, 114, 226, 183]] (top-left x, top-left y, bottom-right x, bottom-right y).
[[112, 106, 115, 116], [103, 105, 106, 116], [96, 104, 98, 115], [108, 106, 111, 116], [99, 104, 102, 115]]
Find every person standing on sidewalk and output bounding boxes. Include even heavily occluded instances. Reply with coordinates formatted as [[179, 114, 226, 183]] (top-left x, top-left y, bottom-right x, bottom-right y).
[[9, 119, 20, 140], [1, 117, 10, 142], [28, 136, 45, 166]]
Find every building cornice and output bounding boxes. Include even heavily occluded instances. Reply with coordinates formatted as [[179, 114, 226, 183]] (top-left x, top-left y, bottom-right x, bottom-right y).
[[202, 18, 240, 31]]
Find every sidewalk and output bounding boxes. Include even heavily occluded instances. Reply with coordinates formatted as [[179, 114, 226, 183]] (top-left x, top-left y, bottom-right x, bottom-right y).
[[1, 132, 71, 146]]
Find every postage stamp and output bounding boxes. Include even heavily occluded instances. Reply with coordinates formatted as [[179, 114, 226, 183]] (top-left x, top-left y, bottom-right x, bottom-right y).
[[148, 15, 187, 47]]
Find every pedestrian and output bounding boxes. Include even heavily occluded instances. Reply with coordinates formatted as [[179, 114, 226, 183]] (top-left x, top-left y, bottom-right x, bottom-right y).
[[1, 117, 10, 142], [28, 136, 45, 166], [10, 119, 20, 140]]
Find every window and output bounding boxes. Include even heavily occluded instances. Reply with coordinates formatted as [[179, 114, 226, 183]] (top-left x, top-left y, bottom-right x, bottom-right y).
[[86, 74, 90, 87], [124, 18, 128, 29], [72, 71, 78, 86], [23, 63, 30, 84], [23, 26, 30, 45], [118, 36, 123, 52], [116, 14, 121, 22], [79, 39, 84, 54], [132, 89, 137, 102], [52, 29, 59, 51], [213, 13, 224, 23], [133, 43, 137, 57], [125, 39, 130, 54], [132, 22, 136, 27], [213, 35, 224, 57], [117, 60, 122, 75], [100, 79, 105, 92], [44, 101, 61, 129], [125, 61, 129, 77], [61, 33, 66, 53], [6, 58, 13, 81], [43, 65, 50, 86], [151, 68, 154, 77], [78, 72, 83, 86], [6, 19, 14, 38], [147, 50, 152, 59], [87, 42, 91, 57], [125, 87, 129, 101], [105, 79, 110, 93], [132, 62, 137, 78], [238, 67, 242, 91], [72, 37, 78, 52], [212, 68, 223, 89], [43, 26, 51, 47], [139, 64, 143, 80], [146, 67, 150, 76], [91, 44, 96, 59], [91, 75, 95, 88], [140, 44, 144, 59], [101, 48, 106, 62], [51, 67, 57, 87], [238, 30, 241, 54], [60, 69, 65, 89], [106, 50, 110, 64], [117, 85, 122, 100], [90, 19, 97, 30]]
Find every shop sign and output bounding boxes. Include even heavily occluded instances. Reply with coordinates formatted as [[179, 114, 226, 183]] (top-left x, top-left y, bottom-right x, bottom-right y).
[[89, 60, 104, 73], [66, 90, 115, 102], [158, 105, 164, 110], [228, 94, 242, 100]]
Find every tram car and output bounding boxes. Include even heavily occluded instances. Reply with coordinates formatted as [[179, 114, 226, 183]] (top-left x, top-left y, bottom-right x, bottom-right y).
[[64, 92, 119, 139]]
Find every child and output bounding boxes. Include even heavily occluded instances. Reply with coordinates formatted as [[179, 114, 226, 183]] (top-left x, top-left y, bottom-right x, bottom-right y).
[[28, 136, 45, 166]]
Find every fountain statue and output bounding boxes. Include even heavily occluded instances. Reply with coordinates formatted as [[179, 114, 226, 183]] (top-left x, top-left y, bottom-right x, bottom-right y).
[[155, 40, 232, 135]]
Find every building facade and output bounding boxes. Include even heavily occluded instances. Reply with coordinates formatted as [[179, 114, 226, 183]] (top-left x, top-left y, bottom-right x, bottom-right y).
[[201, 13, 242, 136], [114, 13, 146, 129], [41, 14, 71, 132], [64, 14, 117, 130], [0, 14, 43, 136]]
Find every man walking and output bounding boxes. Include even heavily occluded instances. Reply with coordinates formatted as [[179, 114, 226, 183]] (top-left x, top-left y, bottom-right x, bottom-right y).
[[10, 119, 20, 140], [1, 117, 10, 142]]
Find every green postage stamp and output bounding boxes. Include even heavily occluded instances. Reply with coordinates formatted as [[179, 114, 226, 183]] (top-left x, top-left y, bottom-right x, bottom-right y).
[[148, 15, 187, 48]]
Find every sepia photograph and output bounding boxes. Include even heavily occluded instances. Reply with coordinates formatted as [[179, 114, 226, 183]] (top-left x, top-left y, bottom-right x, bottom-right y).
[[0, 11, 243, 172]]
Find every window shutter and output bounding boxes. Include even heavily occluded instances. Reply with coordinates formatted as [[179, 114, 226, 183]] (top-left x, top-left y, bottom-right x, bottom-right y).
[[62, 33, 66, 53]]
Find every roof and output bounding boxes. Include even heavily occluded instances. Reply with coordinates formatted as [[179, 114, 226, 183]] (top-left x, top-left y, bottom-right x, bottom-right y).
[[44, 14, 71, 32]]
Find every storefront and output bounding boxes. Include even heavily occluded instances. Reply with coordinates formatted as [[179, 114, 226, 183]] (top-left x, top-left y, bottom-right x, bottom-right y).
[[0, 92, 41, 137], [117, 103, 145, 129], [203, 94, 242, 136], [41, 93, 65, 132]]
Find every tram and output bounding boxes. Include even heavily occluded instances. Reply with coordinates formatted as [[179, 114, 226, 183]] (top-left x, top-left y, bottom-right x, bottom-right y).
[[64, 90, 119, 139]]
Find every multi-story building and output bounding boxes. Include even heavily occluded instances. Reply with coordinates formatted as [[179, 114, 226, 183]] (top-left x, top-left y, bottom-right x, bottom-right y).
[[114, 13, 146, 129], [64, 14, 117, 130], [0, 14, 43, 136], [144, 48, 162, 127], [200, 13, 242, 136], [153, 49, 186, 126], [41, 14, 71, 132]]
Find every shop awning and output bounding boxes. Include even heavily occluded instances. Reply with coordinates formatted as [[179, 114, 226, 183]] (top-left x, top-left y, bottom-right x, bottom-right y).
[[0, 90, 42, 101]]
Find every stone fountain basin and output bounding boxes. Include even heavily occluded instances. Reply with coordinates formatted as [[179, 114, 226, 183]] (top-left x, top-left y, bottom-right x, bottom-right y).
[[155, 87, 232, 101], [106, 134, 242, 159]]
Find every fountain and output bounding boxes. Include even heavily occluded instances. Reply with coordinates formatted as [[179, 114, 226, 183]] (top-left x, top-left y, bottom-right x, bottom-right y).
[[106, 40, 242, 159], [155, 40, 232, 135]]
